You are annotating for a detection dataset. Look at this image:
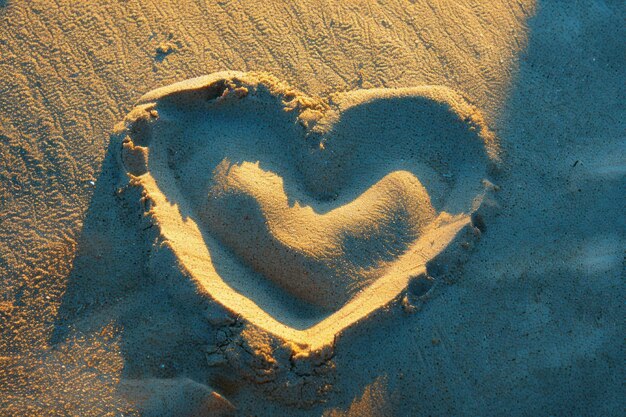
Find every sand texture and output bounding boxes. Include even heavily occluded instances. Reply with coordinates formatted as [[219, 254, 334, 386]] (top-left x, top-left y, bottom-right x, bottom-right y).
[[1, 1, 624, 416], [118, 71, 496, 349]]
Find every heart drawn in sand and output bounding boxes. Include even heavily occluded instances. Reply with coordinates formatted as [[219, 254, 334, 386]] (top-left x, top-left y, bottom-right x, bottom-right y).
[[119, 72, 498, 350]]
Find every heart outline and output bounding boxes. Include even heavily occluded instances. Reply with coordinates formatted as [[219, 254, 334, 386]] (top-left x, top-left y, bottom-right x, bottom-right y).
[[118, 71, 498, 351]]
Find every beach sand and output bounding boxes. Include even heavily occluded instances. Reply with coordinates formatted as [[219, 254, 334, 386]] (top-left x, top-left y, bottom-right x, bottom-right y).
[[0, 1, 624, 416]]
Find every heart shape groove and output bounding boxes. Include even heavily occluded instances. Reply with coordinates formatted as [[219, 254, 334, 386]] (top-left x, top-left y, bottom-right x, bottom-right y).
[[119, 71, 498, 351]]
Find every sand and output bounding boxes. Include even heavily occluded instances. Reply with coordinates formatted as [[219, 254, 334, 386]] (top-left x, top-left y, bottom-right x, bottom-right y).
[[118, 71, 496, 350], [1, 0, 624, 416]]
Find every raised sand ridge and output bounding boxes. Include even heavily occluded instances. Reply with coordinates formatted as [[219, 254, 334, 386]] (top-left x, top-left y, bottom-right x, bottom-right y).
[[119, 71, 497, 350]]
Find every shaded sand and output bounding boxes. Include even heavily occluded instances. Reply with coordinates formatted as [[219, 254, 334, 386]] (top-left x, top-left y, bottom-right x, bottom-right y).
[[119, 378, 235, 417], [119, 72, 497, 349]]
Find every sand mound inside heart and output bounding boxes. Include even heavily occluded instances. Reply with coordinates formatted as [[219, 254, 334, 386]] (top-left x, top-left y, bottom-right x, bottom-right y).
[[203, 160, 436, 309], [118, 71, 497, 345]]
